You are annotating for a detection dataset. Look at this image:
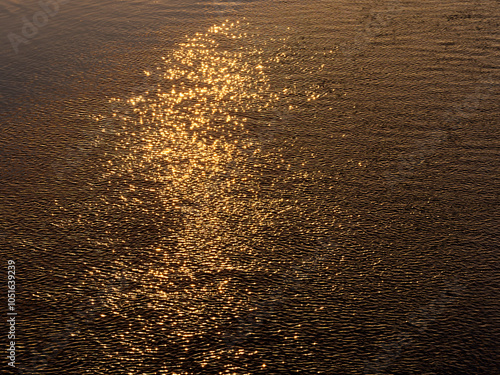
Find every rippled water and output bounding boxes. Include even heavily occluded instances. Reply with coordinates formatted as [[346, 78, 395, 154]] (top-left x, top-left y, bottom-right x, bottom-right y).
[[1, 0, 499, 374]]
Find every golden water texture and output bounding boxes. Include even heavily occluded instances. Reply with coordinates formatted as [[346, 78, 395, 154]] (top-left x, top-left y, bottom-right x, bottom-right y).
[[34, 19, 343, 374], [1, 0, 499, 374]]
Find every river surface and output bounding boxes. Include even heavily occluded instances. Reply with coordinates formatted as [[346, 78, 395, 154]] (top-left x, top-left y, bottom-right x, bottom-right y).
[[0, 0, 499, 374]]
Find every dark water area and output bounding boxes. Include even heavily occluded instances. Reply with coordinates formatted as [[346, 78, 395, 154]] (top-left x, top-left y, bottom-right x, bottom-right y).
[[1, 0, 499, 374]]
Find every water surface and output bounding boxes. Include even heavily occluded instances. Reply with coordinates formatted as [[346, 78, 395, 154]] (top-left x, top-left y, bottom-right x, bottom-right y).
[[1, 0, 499, 373]]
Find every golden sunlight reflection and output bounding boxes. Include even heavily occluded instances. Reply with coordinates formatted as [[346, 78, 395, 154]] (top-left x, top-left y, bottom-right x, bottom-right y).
[[92, 21, 301, 268], [68, 20, 333, 363]]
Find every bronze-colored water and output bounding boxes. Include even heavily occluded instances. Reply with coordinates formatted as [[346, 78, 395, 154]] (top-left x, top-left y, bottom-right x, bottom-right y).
[[1, 0, 498, 373]]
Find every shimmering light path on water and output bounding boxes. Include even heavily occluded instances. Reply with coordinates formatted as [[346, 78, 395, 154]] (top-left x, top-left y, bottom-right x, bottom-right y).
[[0, 0, 498, 374]]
